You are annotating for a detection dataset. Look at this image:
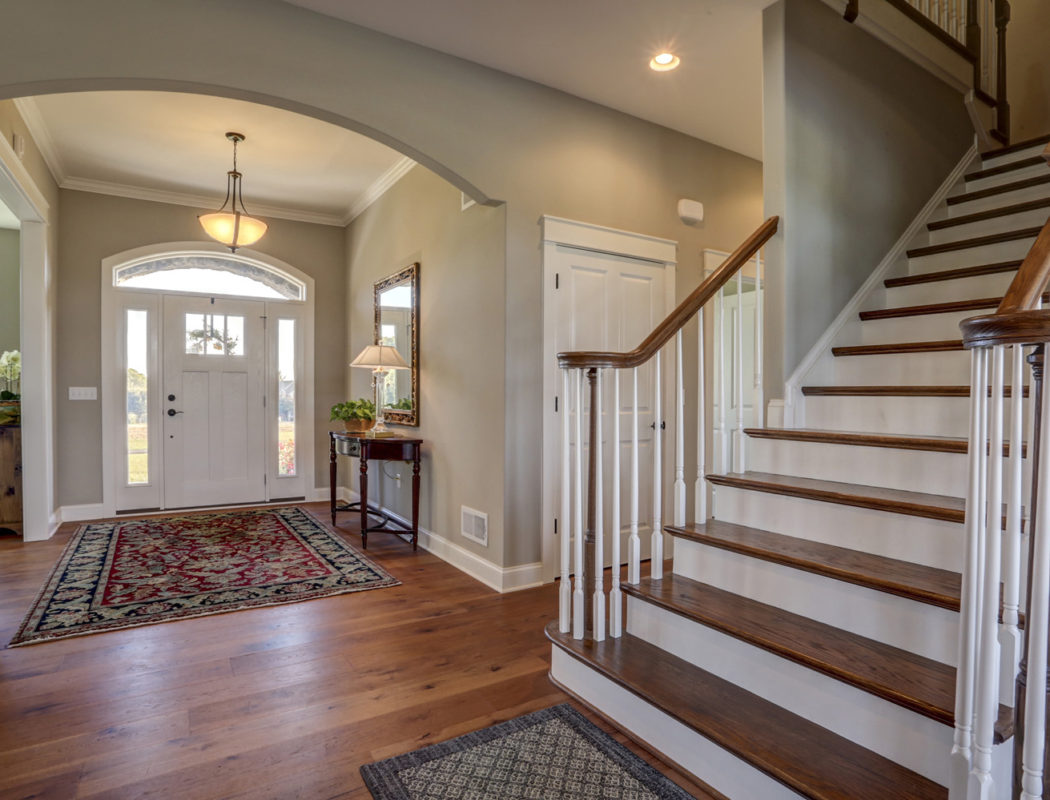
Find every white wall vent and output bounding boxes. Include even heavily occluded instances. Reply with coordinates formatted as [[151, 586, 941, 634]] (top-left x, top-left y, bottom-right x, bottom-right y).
[[461, 505, 488, 546]]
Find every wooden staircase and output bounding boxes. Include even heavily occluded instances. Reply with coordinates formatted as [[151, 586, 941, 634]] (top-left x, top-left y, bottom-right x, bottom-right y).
[[549, 134, 1050, 798]]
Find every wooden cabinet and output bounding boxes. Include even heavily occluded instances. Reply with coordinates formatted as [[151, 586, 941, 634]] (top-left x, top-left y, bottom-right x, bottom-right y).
[[0, 426, 21, 536]]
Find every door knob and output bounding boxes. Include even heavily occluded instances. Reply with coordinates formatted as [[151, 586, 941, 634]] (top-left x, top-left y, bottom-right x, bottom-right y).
[[167, 408, 183, 417]]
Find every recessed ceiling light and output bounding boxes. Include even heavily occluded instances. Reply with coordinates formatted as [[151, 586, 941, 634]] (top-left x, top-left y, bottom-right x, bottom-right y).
[[649, 52, 680, 72]]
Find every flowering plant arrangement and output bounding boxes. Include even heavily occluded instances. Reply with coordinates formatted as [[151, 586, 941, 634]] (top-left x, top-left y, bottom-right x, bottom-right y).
[[0, 350, 20, 401]]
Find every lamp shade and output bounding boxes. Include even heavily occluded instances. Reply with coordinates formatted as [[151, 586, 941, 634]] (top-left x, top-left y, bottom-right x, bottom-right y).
[[199, 211, 268, 250], [350, 344, 409, 370]]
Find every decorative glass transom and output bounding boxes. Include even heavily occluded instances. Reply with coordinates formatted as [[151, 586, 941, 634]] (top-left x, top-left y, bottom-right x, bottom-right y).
[[114, 253, 304, 300]]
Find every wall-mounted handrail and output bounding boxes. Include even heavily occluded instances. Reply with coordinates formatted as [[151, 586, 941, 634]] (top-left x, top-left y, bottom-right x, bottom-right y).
[[557, 217, 779, 370]]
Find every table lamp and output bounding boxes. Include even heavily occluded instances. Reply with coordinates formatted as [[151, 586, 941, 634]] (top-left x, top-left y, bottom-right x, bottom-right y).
[[350, 344, 410, 437]]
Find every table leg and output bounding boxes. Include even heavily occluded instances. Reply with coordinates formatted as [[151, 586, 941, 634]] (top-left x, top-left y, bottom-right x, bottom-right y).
[[359, 452, 369, 549], [329, 435, 337, 525], [411, 449, 420, 551]]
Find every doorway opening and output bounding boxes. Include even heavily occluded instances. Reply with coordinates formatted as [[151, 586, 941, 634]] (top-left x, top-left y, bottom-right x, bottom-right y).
[[101, 243, 315, 515]]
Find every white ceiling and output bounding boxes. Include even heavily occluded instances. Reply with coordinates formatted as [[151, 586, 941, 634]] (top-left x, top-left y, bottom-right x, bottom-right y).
[[17, 92, 412, 226], [282, 0, 773, 161]]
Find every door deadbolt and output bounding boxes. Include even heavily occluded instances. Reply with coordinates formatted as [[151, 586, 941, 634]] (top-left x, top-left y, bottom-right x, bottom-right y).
[[168, 394, 176, 401]]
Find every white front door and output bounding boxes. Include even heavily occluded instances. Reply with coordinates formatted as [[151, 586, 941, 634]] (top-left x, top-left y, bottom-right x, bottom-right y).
[[162, 295, 266, 508], [550, 245, 672, 573]]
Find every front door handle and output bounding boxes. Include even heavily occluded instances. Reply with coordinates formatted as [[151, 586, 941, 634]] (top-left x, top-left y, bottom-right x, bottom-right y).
[[167, 408, 183, 417]]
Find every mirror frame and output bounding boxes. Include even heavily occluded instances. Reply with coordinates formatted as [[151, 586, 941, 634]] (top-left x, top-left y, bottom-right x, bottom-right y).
[[373, 262, 420, 426]]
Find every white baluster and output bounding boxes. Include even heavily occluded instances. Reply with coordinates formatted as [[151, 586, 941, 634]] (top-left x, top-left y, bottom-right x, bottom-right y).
[[968, 345, 1004, 798], [695, 308, 707, 521], [559, 368, 572, 634], [629, 368, 641, 585], [610, 369, 622, 637], [1021, 362, 1050, 800], [951, 347, 986, 795], [652, 350, 664, 579], [1001, 344, 1024, 701], [755, 252, 764, 430], [593, 369, 606, 642], [572, 368, 585, 639], [734, 271, 746, 472], [674, 331, 686, 526], [718, 286, 728, 473]]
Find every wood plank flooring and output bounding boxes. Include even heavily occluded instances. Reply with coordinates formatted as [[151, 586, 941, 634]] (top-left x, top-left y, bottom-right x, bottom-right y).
[[0, 503, 717, 800]]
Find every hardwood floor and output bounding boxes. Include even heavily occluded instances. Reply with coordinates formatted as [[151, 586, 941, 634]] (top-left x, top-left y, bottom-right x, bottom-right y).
[[0, 503, 718, 800]]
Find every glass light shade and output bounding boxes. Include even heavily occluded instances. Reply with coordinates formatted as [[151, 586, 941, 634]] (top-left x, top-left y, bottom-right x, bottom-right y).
[[199, 211, 268, 249]]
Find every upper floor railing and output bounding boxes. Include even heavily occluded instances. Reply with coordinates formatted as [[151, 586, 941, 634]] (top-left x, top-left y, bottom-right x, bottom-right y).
[[955, 148, 1050, 799]]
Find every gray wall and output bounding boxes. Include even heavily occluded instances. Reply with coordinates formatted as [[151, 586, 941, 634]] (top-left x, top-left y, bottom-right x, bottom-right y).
[[56, 189, 346, 506], [1008, 1, 1050, 142], [0, 228, 18, 354], [762, 0, 972, 395], [0, 1, 763, 564], [346, 165, 507, 564]]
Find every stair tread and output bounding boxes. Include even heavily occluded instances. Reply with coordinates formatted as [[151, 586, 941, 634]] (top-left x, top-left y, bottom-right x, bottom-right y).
[[947, 174, 1050, 207], [802, 384, 1027, 397], [666, 519, 960, 610], [707, 471, 965, 522], [979, 133, 1050, 160], [964, 155, 1046, 182], [884, 259, 1021, 287], [858, 295, 1031, 320], [626, 573, 958, 724], [547, 623, 948, 800], [743, 426, 1022, 456], [906, 226, 1041, 258], [831, 339, 963, 356], [928, 196, 1050, 231]]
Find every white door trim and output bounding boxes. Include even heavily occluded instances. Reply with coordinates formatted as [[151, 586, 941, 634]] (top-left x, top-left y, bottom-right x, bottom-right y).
[[99, 242, 316, 516], [0, 126, 54, 541], [539, 216, 677, 584]]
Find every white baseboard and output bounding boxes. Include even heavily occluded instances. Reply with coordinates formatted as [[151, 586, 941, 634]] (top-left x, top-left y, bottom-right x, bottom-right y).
[[337, 488, 544, 593], [60, 503, 107, 523], [782, 143, 978, 427]]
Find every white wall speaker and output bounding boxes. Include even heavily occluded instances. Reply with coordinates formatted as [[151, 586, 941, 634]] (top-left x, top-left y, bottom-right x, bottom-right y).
[[678, 198, 704, 225]]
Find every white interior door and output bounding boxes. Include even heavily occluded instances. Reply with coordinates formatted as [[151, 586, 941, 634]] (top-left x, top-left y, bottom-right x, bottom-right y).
[[553, 245, 670, 572], [715, 280, 757, 473], [162, 296, 266, 508]]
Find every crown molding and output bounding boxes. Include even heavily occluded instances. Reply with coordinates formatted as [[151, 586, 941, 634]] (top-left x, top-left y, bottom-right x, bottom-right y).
[[12, 97, 65, 185], [61, 176, 348, 227], [344, 156, 416, 224]]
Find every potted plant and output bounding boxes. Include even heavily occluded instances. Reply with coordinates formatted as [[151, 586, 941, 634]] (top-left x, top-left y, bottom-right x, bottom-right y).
[[330, 398, 375, 434], [0, 350, 20, 427]]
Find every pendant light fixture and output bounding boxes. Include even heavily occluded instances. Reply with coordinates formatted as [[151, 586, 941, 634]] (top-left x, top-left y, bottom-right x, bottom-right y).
[[199, 132, 268, 252]]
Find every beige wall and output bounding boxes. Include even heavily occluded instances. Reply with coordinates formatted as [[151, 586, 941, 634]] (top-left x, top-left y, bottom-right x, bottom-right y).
[[0, 0, 763, 566], [346, 165, 507, 564], [1007, 1, 1050, 141], [56, 189, 346, 506], [0, 228, 18, 353]]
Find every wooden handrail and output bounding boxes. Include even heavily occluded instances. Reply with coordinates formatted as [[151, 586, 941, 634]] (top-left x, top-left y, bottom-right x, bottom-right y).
[[558, 217, 779, 370]]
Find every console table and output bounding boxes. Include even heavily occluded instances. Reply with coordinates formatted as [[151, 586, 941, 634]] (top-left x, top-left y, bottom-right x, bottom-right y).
[[329, 432, 422, 550]]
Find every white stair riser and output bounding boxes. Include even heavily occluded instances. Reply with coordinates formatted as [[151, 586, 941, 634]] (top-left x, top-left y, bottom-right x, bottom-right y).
[[627, 598, 951, 786], [964, 162, 1050, 192], [827, 349, 969, 384], [860, 309, 988, 344], [947, 181, 1050, 217], [885, 271, 1015, 305], [802, 394, 973, 438], [928, 206, 1050, 245], [748, 436, 967, 496], [979, 144, 1050, 170], [672, 537, 959, 664], [550, 647, 805, 800], [907, 236, 1035, 274], [711, 483, 963, 571]]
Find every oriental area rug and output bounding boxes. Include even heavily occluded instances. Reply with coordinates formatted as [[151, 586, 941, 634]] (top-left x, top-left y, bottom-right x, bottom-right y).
[[361, 704, 696, 800], [9, 506, 399, 647]]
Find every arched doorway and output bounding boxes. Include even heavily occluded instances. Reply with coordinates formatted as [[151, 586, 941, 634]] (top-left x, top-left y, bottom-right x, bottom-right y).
[[100, 242, 315, 514]]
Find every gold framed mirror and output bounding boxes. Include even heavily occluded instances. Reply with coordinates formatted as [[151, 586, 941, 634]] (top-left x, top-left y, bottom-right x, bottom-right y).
[[373, 263, 419, 426]]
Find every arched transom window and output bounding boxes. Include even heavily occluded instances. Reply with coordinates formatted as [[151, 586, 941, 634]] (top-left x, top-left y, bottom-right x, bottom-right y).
[[113, 252, 306, 301]]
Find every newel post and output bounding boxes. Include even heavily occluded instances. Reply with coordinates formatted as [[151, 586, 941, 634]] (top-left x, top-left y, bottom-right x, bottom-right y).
[[1015, 345, 1045, 797], [994, 0, 1011, 141]]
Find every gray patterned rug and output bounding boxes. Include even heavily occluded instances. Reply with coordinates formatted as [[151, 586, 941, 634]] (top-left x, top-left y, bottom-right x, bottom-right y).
[[360, 704, 695, 799]]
